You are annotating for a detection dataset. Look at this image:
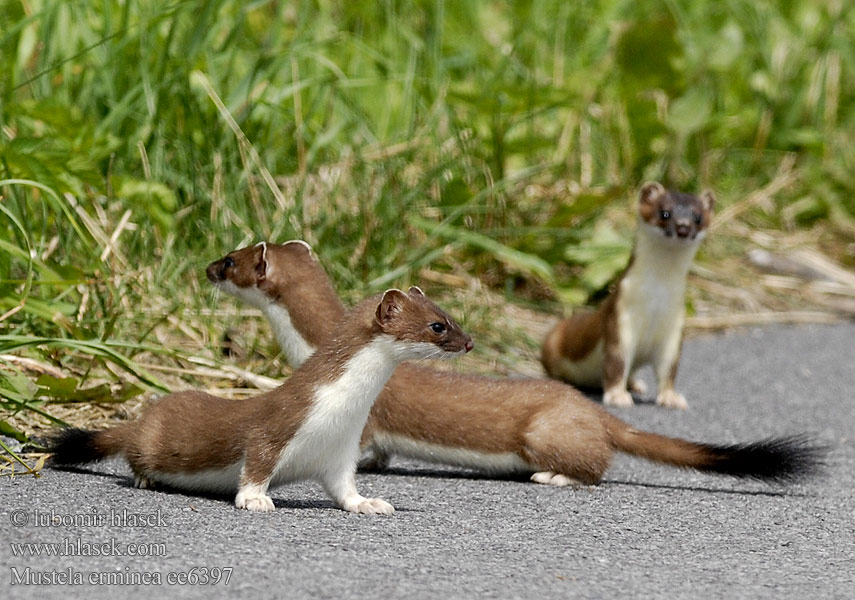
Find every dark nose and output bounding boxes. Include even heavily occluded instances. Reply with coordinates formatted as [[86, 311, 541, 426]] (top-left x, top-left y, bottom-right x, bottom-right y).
[[674, 222, 691, 238], [205, 262, 223, 283], [464, 339, 474, 353]]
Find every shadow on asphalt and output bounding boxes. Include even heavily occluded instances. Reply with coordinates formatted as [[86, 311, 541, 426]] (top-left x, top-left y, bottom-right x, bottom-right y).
[[51, 461, 810, 508], [362, 465, 812, 498]]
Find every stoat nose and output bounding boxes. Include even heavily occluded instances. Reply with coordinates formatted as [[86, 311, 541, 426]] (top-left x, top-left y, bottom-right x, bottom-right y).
[[464, 339, 474, 353], [674, 222, 691, 238], [205, 262, 223, 283]]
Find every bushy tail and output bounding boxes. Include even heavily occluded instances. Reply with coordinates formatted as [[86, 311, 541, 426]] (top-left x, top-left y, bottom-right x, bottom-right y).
[[47, 427, 126, 466], [606, 415, 827, 483]]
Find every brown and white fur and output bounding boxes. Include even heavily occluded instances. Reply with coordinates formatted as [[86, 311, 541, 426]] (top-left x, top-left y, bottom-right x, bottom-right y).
[[48, 287, 472, 514], [542, 182, 715, 409], [205, 241, 824, 487]]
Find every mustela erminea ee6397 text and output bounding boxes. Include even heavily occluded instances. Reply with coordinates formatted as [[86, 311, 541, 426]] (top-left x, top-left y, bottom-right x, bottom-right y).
[[542, 182, 715, 409], [206, 241, 825, 487], [48, 286, 473, 514]]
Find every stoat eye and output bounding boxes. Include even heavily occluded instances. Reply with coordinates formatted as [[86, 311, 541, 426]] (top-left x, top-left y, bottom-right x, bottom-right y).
[[693, 212, 702, 224], [430, 322, 446, 334], [660, 210, 671, 221], [224, 257, 235, 268]]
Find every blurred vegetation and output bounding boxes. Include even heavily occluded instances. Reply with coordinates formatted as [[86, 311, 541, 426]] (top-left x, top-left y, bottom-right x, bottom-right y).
[[1, 0, 855, 455]]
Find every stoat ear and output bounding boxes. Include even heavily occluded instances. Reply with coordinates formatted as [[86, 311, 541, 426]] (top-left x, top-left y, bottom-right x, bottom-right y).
[[376, 289, 408, 325], [284, 240, 313, 254], [407, 286, 425, 298], [255, 242, 269, 282], [639, 181, 667, 207], [699, 189, 716, 213]]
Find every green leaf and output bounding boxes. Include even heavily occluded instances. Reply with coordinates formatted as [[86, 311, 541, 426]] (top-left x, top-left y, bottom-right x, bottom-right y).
[[0, 370, 38, 400], [666, 89, 712, 136], [0, 420, 28, 443], [35, 374, 78, 398], [708, 23, 744, 71]]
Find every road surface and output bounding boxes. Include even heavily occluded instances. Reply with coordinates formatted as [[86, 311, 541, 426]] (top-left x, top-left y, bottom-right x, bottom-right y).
[[2, 324, 853, 598]]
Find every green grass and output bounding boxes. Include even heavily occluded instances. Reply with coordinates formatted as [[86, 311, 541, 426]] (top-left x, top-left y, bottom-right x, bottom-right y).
[[2, 1, 855, 466]]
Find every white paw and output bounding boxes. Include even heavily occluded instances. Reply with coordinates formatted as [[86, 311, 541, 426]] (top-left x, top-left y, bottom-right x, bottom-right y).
[[344, 497, 395, 515], [603, 388, 634, 407], [530, 471, 582, 487], [134, 476, 153, 489], [656, 389, 688, 410], [235, 491, 275, 512], [628, 377, 648, 396]]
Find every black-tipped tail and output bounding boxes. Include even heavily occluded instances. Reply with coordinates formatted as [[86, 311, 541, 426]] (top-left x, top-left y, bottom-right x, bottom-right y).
[[47, 427, 122, 466], [699, 435, 828, 483]]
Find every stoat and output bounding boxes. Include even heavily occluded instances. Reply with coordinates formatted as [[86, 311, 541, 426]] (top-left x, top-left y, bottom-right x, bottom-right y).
[[541, 182, 715, 409], [48, 287, 473, 514], [206, 241, 825, 486]]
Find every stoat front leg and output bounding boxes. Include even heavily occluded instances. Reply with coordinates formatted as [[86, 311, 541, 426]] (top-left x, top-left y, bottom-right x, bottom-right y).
[[323, 464, 394, 515], [601, 323, 634, 408], [653, 322, 687, 410]]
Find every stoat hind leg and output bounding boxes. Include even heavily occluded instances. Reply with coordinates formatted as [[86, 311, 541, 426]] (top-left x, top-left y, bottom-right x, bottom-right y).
[[628, 373, 648, 397], [530, 471, 586, 487], [522, 403, 611, 486], [133, 474, 155, 490], [235, 448, 277, 512], [358, 446, 391, 472]]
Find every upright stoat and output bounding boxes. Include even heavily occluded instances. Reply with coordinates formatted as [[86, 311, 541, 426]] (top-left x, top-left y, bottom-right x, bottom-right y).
[[542, 182, 715, 409], [206, 241, 825, 487], [49, 287, 472, 514]]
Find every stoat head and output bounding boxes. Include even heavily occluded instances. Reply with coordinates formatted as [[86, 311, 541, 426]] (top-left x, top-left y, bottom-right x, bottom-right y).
[[637, 182, 715, 244], [206, 240, 316, 309], [373, 286, 474, 360]]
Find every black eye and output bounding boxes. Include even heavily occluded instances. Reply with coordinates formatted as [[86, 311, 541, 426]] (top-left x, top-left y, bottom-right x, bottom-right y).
[[693, 212, 702, 224], [430, 322, 446, 334], [223, 257, 235, 268], [660, 210, 671, 221]]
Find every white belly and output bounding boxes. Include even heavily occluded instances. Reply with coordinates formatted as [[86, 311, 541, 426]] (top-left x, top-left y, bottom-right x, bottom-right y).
[[372, 432, 534, 474], [149, 462, 243, 494]]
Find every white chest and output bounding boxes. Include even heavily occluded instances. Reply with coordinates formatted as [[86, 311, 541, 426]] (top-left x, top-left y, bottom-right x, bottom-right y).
[[617, 230, 699, 361], [272, 338, 399, 484], [263, 303, 315, 367]]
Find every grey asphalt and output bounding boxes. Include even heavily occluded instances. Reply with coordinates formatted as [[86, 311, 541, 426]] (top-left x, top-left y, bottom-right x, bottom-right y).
[[2, 324, 854, 599]]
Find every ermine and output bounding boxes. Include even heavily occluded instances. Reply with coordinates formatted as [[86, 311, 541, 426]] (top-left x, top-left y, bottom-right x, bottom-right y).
[[48, 286, 473, 514], [541, 182, 715, 409], [206, 241, 825, 487]]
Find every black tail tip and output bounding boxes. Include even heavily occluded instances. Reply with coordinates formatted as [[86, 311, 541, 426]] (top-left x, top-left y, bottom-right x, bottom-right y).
[[707, 434, 830, 483], [46, 427, 104, 467]]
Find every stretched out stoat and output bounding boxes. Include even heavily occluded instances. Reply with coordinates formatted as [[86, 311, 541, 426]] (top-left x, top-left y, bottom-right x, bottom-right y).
[[205, 241, 825, 487], [542, 182, 715, 409], [48, 287, 473, 514]]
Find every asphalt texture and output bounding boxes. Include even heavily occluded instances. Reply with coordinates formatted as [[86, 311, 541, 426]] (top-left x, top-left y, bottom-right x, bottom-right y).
[[2, 323, 854, 599]]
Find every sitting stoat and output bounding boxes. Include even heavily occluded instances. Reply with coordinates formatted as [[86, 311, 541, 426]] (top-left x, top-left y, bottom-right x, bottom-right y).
[[541, 182, 715, 409], [206, 241, 825, 487], [48, 287, 472, 514]]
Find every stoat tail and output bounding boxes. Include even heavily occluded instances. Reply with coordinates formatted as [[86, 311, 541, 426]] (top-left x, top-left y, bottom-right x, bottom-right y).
[[604, 415, 827, 483], [47, 426, 127, 466]]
